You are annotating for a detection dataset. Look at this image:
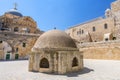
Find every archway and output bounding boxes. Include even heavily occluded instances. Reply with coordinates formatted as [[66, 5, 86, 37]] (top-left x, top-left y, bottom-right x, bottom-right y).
[[72, 57, 78, 67], [40, 58, 49, 68]]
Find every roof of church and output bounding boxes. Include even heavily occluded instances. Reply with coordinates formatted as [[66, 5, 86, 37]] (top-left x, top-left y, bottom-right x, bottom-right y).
[[5, 8, 23, 17], [32, 30, 77, 50]]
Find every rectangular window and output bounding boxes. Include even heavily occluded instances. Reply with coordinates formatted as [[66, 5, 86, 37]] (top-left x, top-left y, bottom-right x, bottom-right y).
[[16, 48, 18, 52], [104, 23, 108, 29], [0, 41, 2, 43], [82, 30, 84, 34], [22, 43, 26, 47], [105, 38, 108, 41], [93, 27, 96, 32]]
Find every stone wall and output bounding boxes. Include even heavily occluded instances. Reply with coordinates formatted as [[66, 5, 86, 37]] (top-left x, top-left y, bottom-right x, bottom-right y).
[[0, 13, 40, 33], [111, 0, 120, 13], [66, 0, 120, 43], [0, 31, 40, 60], [66, 17, 115, 43], [29, 50, 83, 74], [78, 40, 120, 60]]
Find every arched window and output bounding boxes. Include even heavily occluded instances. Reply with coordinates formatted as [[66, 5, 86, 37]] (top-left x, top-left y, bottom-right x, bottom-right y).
[[14, 27, 19, 32], [104, 23, 108, 29], [113, 37, 116, 40], [72, 57, 78, 67], [40, 58, 49, 68]]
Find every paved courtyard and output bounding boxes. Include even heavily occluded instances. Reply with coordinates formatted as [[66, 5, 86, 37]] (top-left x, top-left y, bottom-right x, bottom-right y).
[[0, 59, 120, 80]]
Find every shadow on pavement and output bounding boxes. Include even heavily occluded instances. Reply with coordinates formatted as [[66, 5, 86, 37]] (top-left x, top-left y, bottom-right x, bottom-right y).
[[66, 67, 94, 77], [38, 67, 94, 77]]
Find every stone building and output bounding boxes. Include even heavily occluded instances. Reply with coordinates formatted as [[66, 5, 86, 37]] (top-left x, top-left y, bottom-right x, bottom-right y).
[[0, 6, 43, 60], [29, 30, 83, 74], [66, 0, 120, 43], [65, 0, 120, 60]]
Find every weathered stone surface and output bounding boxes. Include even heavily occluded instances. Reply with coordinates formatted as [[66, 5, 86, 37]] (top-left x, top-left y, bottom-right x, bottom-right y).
[[66, 0, 120, 42], [29, 30, 83, 74], [78, 40, 120, 60], [66, 0, 120, 60], [0, 8, 43, 60]]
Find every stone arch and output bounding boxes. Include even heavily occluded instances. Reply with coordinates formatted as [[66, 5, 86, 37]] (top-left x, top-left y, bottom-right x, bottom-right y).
[[40, 58, 49, 68], [72, 57, 78, 67]]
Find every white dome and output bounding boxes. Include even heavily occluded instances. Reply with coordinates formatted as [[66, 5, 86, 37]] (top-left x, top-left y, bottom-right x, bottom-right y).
[[5, 8, 23, 17], [105, 8, 111, 12]]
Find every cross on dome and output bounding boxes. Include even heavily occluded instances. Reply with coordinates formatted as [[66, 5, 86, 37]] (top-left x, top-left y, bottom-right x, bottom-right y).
[[14, 3, 17, 10]]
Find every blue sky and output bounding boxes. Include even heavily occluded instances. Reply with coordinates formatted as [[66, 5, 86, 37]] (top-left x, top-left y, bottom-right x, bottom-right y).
[[0, 0, 115, 31]]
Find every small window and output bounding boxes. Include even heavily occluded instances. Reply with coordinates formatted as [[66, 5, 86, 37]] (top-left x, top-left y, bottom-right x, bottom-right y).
[[22, 43, 26, 47], [82, 30, 84, 34], [4, 34, 7, 36], [104, 23, 108, 29], [16, 48, 18, 52], [105, 38, 108, 41], [77, 30, 82, 35], [113, 37, 116, 40], [14, 27, 19, 32], [2, 23, 4, 26], [0, 41, 2, 43], [93, 27, 96, 32]]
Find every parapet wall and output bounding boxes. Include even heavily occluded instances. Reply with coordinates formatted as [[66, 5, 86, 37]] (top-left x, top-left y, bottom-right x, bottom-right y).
[[78, 40, 120, 60]]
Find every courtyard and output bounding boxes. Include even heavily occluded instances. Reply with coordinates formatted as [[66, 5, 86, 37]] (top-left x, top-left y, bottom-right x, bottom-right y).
[[0, 59, 120, 80]]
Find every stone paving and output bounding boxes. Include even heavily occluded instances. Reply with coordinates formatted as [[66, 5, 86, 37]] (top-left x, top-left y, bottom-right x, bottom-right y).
[[0, 59, 120, 80]]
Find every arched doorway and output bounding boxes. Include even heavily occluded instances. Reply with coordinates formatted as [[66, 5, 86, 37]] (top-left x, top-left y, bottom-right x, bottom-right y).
[[72, 57, 78, 67], [40, 58, 49, 68]]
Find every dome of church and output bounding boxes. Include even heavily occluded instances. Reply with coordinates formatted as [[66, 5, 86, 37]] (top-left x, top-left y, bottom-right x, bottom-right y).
[[5, 8, 23, 17], [105, 8, 111, 12], [33, 30, 77, 50]]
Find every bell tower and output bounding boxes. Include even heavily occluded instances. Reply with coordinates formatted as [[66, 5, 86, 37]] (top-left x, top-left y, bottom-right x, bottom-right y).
[[111, 0, 120, 12], [111, 0, 120, 39]]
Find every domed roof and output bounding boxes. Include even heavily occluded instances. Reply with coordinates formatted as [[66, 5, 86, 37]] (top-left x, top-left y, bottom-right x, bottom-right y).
[[33, 30, 77, 50], [5, 8, 23, 17], [105, 8, 110, 12]]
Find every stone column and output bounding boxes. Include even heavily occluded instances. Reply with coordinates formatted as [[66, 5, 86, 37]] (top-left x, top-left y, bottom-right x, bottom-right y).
[[29, 53, 34, 71]]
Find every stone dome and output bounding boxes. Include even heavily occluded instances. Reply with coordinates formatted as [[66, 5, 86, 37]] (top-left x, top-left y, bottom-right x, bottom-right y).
[[33, 30, 77, 50], [5, 8, 23, 17]]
